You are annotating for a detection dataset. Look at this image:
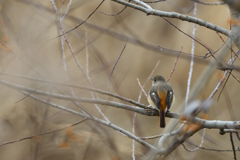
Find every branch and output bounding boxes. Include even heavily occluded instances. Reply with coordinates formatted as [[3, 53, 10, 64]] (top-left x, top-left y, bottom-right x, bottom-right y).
[[0, 118, 87, 147], [111, 0, 231, 37], [19, 90, 157, 152], [0, 79, 240, 130], [230, 132, 237, 160], [192, 0, 225, 5], [0, 72, 147, 109]]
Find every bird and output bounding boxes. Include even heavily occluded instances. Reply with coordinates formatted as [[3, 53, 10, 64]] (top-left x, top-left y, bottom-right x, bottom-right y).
[[148, 75, 174, 128]]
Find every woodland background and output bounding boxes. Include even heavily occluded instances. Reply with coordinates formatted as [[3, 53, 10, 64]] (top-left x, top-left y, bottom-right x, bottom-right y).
[[0, 0, 239, 159]]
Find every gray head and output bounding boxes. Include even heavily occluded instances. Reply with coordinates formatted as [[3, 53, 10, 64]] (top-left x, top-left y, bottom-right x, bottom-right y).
[[151, 75, 166, 85]]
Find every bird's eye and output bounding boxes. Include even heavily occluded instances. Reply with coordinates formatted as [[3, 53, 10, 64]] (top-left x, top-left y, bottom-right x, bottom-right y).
[[154, 79, 156, 82]]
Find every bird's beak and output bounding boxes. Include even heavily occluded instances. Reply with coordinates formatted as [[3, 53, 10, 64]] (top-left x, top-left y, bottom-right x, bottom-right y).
[[150, 78, 153, 80]]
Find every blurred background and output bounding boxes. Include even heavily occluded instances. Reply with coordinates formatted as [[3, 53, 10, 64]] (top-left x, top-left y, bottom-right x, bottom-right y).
[[0, 0, 239, 159]]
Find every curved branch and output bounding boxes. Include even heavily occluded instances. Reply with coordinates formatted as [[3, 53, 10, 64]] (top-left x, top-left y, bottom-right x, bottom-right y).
[[20, 90, 157, 152], [1, 79, 240, 130], [111, 0, 231, 37], [0, 72, 147, 109]]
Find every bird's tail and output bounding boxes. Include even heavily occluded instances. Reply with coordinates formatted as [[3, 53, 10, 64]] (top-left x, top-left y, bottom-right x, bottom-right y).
[[159, 109, 166, 128]]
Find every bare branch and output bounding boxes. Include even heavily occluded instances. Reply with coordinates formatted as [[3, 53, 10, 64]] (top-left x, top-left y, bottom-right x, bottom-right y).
[[230, 132, 237, 160], [186, 2, 197, 108], [192, 0, 225, 5], [56, 0, 105, 37], [0, 72, 147, 108], [50, 0, 110, 122], [108, 39, 127, 91], [19, 90, 157, 152], [0, 118, 87, 147], [111, 0, 231, 37], [167, 47, 182, 82], [0, 79, 240, 130]]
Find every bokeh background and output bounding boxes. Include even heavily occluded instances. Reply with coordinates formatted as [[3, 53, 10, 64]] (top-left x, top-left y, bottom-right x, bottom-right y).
[[0, 0, 239, 159]]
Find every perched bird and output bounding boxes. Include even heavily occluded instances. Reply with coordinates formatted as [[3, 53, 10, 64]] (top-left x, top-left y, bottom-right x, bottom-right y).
[[148, 75, 174, 128]]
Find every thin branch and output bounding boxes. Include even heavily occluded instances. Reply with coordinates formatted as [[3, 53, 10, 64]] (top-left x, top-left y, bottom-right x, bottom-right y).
[[182, 143, 238, 152], [0, 118, 87, 147], [112, 0, 231, 37], [192, 0, 225, 5], [136, 60, 160, 100], [222, 129, 240, 133], [167, 46, 182, 82], [162, 17, 218, 62], [56, 0, 105, 38], [136, 78, 148, 99], [19, 90, 157, 151], [133, 60, 160, 159], [230, 132, 237, 160], [1, 79, 240, 129], [132, 0, 152, 9], [217, 71, 231, 101], [99, 0, 129, 16], [158, 124, 186, 156], [19, 0, 224, 62], [0, 72, 147, 109], [146, 60, 161, 86], [216, 32, 240, 59], [230, 72, 240, 84], [60, 0, 72, 21], [182, 128, 206, 152], [142, 0, 165, 3], [186, 2, 197, 108], [108, 39, 128, 91], [209, 50, 239, 98], [139, 134, 164, 140], [50, 0, 110, 122]]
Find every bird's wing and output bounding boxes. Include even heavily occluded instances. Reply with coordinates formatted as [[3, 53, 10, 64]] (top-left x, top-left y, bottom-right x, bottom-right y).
[[149, 89, 160, 110], [166, 90, 173, 110]]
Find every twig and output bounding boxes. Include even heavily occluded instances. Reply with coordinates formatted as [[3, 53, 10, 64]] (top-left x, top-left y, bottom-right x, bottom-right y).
[[108, 39, 128, 91], [230, 72, 240, 84], [217, 71, 231, 101], [167, 46, 182, 82], [132, 0, 152, 9], [99, 0, 129, 16], [209, 51, 239, 98], [222, 129, 240, 133], [192, 0, 225, 5], [50, 0, 110, 122], [230, 132, 237, 160], [56, 0, 105, 38], [216, 32, 240, 59], [136, 60, 160, 100], [139, 134, 164, 140], [57, 2, 80, 113], [112, 0, 231, 37], [133, 60, 160, 159], [142, 0, 165, 3], [1, 80, 240, 129], [146, 60, 160, 86], [19, 90, 158, 151], [182, 143, 239, 152], [162, 17, 218, 62], [0, 118, 87, 147], [18, 0, 224, 62], [185, 2, 197, 107], [182, 128, 206, 152], [0, 72, 147, 108], [60, 0, 72, 21], [136, 78, 148, 99]]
